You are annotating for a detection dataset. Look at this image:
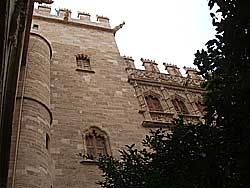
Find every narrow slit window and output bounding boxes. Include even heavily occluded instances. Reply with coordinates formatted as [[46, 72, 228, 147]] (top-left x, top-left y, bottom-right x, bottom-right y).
[[46, 134, 50, 150]]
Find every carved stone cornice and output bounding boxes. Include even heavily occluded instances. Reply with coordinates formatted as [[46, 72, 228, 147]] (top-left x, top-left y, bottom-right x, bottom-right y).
[[127, 68, 205, 91]]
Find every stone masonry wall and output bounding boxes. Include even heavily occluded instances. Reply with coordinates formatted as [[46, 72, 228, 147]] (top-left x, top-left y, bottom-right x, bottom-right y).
[[31, 7, 148, 188], [12, 33, 53, 188], [11, 6, 205, 188]]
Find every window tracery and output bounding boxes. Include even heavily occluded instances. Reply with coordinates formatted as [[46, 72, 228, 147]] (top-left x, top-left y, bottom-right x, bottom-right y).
[[76, 54, 92, 71], [145, 95, 163, 111], [85, 127, 109, 160], [171, 98, 189, 114]]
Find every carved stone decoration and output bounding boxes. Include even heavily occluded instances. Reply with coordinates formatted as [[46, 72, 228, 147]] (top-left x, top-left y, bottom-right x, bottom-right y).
[[64, 9, 70, 21], [150, 112, 173, 122], [141, 58, 160, 73], [145, 95, 163, 111], [196, 101, 204, 114], [171, 99, 189, 114], [127, 69, 203, 89], [123, 56, 135, 69], [113, 21, 125, 35]]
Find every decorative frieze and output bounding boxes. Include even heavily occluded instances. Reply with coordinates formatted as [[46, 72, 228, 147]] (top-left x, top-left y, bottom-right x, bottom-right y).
[[127, 68, 203, 89]]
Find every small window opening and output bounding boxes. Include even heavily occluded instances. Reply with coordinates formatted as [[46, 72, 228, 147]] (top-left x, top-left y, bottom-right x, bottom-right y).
[[76, 54, 91, 71], [32, 24, 39, 30]]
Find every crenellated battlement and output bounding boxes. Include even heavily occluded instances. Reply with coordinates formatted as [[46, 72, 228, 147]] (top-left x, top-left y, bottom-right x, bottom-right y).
[[122, 56, 203, 89], [33, 5, 114, 30]]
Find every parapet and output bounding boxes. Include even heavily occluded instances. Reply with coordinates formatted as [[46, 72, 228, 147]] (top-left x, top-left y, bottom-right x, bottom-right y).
[[34, 6, 112, 30], [123, 56, 203, 89]]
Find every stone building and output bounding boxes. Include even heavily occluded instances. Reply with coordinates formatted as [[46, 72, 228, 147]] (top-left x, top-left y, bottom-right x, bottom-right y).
[[0, 0, 52, 186], [6, 5, 205, 188]]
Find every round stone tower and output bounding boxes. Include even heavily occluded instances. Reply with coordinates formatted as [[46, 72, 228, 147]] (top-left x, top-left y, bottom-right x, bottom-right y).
[[14, 32, 53, 188]]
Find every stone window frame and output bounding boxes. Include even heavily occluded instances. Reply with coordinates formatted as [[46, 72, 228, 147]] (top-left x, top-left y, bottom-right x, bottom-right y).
[[145, 94, 164, 112], [143, 91, 165, 113], [139, 90, 175, 127], [171, 95, 190, 115], [82, 127, 111, 161], [75, 54, 95, 73]]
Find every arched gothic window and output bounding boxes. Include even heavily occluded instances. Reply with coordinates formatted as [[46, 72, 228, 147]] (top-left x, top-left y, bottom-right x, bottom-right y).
[[171, 99, 189, 114], [145, 95, 163, 111], [85, 128, 109, 160]]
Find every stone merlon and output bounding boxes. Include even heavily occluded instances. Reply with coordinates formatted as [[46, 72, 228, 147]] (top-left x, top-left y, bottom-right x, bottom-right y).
[[183, 66, 201, 80], [141, 58, 160, 73], [122, 56, 135, 69], [38, 5, 51, 15], [96, 15, 110, 27], [78, 12, 91, 21], [33, 8, 113, 30], [163, 62, 182, 76]]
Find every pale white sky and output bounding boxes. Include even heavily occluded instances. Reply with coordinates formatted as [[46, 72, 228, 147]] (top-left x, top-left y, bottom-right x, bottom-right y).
[[48, 0, 215, 72]]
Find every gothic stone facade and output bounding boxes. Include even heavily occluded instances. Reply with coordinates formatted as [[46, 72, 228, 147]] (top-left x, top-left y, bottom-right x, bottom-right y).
[[7, 5, 205, 188]]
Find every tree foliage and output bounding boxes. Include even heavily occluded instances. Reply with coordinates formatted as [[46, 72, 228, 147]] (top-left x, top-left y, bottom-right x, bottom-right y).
[[96, 1, 250, 187], [98, 122, 224, 188], [194, 0, 250, 127]]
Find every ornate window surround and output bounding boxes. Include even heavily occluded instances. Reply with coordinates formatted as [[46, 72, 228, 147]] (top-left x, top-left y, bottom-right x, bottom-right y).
[[81, 127, 111, 163], [145, 94, 163, 112], [170, 94, 190, 114], [139, 90, 174, 128], [75, 54, 95, 73]]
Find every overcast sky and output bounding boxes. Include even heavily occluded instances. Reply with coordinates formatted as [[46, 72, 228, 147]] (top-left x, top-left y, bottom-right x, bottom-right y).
[[48, 0, 215, 72]]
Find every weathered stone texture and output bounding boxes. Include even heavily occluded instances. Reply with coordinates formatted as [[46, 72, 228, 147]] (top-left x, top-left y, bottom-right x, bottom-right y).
[[29, 11, 147, 188], [8, 8, 204, 188], [8, 33, 53, 188]]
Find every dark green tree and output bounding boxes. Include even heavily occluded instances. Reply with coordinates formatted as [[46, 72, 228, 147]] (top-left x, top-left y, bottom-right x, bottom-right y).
[[96, 1, 250, 187], [194, 0, 250, 127], [97, 122, 225, 188]]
